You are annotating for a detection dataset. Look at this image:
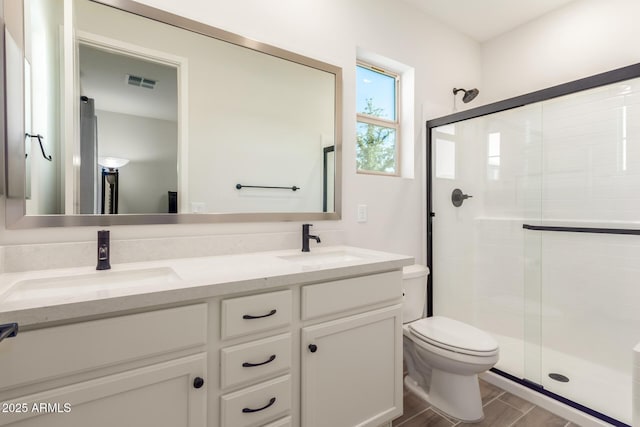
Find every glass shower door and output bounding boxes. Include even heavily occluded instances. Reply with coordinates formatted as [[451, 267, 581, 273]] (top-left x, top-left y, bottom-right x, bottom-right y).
[[531, 76, 640, 425], [430, 75, 640, 425], [430, 104, 543, 381]]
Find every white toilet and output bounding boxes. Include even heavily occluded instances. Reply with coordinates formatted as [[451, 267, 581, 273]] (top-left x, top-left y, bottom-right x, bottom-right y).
[[402, 264, 499, 422]]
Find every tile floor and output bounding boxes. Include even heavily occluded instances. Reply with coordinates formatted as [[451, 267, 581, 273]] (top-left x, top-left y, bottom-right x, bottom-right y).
[[392, 379, 581, 427]]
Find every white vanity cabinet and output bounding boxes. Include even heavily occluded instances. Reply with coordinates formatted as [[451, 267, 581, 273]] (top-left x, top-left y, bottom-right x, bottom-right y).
[[300, 272, 404, 427], [0, 248, 411, 427], [0, 304, 208, 427]]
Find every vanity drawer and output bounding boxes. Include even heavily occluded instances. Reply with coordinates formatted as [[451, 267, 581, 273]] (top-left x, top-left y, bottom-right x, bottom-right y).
[[220, 374, 291, 427], [221, 333, 292, 389], [263, 416, 292, 427], [301, 271, 402, 320], [0, 304, 207, 390], [221, 290, 292, 339]]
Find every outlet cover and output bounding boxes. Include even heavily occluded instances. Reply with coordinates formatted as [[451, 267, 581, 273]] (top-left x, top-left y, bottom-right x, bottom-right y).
[[191, 202, 205, 213]]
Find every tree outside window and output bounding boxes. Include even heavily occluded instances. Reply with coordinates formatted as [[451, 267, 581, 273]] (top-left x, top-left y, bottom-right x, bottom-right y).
[[356, 63, 400, 175]]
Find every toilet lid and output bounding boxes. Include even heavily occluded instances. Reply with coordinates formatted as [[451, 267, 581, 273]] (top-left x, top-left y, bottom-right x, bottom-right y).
[[409, 316, 498, 355]]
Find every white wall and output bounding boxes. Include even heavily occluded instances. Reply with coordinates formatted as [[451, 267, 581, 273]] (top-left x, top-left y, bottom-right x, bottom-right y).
[[0, 0, 481, 265], [481, 0, 640, 103]]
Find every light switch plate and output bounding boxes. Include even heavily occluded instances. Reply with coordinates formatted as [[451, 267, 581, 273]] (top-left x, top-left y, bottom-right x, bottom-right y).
[[357, 204, 367, 223]]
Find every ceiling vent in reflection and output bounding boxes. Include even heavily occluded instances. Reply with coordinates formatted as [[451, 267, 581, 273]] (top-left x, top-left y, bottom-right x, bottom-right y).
[[126, 74, 157, 89]]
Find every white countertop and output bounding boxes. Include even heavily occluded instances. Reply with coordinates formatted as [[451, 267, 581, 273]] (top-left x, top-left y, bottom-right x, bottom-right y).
[[0, 246, 413, 328]]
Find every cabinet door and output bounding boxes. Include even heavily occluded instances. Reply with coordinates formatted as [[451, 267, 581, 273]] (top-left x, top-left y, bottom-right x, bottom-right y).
[[301, 305, 403, 427], [0, 354, 207, 427]]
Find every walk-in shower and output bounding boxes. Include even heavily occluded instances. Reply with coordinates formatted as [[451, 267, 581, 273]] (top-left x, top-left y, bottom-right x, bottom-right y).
[[427, 64, 640, 426]]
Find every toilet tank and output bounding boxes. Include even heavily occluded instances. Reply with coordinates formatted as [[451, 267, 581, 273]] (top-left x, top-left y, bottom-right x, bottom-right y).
[[402, 264, 429, 323]]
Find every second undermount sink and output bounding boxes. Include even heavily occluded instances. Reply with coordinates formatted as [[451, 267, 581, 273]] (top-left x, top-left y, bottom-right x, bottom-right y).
[[278, 249, 368, 268], [0, 267, 182, 304]]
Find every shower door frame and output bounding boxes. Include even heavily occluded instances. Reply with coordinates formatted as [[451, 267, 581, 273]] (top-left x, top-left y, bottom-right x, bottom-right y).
[[425, 62, 640, 427]]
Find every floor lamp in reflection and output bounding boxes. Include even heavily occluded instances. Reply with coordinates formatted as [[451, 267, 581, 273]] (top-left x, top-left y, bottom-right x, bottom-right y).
[[98, 157, 129, 214]]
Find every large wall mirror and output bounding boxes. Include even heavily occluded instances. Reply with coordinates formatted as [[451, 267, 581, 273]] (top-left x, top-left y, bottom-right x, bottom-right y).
[[4, 0, 342, 227]]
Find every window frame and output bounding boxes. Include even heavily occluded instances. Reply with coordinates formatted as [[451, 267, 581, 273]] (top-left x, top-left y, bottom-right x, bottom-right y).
[[356, 61, 401, 176]]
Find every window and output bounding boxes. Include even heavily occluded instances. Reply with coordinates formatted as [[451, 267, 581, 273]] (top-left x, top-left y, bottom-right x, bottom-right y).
[[356, 62, 400, 175]]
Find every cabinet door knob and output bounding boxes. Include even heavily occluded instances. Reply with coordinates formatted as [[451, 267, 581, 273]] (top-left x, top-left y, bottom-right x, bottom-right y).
[[193, 377, 205, 389], [308, 344, 317, 353]]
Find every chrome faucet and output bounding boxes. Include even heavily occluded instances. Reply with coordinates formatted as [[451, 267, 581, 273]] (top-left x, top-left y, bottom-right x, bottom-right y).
[[302, 224, 321, 252], [96, 230, 111, 270]]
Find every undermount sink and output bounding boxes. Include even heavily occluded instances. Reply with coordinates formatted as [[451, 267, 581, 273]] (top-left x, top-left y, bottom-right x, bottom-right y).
[[278, 250, 368, 267], [0, 267, 182, 303]]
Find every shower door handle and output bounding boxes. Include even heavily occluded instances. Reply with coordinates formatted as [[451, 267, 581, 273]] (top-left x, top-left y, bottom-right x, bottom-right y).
[[451, 188, 473, 207]]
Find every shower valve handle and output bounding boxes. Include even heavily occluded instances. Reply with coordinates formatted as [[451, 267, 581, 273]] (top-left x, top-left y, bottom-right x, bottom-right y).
[[451, 188, 473, 207]]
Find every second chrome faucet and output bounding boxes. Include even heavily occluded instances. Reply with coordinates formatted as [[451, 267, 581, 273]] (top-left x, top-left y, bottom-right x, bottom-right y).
[[302, 224, 321, 252]]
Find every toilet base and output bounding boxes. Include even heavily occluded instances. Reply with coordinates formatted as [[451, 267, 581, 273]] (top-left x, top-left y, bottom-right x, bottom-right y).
[[404, 372, 485, 423]]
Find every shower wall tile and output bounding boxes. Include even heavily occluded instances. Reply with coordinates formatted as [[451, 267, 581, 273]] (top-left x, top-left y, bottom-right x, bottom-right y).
[[540, 77, 640, 223], [482, 104, 543, 220], [472, 218, 527, 377], [540, 232, 640, 369], [538, 232, 637, 423]]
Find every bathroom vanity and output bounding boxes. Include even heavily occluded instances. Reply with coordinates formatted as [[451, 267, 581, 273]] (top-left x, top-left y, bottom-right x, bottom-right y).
[[0, 246, 412, 427]]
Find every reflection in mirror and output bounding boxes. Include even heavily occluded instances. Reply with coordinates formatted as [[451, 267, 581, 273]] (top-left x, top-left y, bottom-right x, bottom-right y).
[[6, 0, 342, 227], [78, 44, 178, 214], [24, 59, 32, 201], [24, 0, 63, 215]]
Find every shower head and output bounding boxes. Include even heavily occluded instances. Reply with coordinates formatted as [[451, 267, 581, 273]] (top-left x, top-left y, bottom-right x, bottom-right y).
[[453, 88, 479, 103]]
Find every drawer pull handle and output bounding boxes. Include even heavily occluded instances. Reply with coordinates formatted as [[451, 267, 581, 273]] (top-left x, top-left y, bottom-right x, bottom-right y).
[[243, 309, 277, 320], [193, 377, 205, 389], [0, 323, 18, 343], [308, 344, 318, 353], [242, 397, 276, 413], [242, 354, 276, 368]]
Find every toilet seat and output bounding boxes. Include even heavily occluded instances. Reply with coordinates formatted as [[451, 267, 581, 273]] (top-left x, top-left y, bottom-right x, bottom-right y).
[[408, 316, 498, 357]]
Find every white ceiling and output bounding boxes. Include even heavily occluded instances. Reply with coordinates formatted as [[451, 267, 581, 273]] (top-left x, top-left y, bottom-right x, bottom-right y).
[[402, 0, 577, 42]]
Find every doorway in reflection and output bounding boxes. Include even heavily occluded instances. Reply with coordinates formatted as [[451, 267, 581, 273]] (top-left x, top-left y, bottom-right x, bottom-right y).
[[78, 43, 178, 214]]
